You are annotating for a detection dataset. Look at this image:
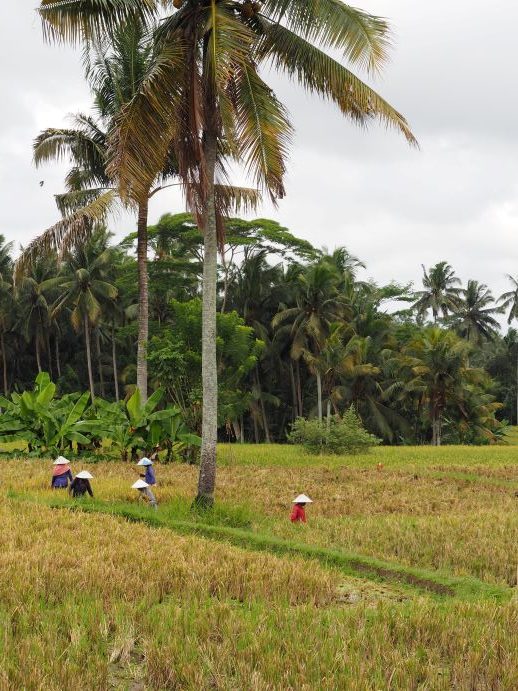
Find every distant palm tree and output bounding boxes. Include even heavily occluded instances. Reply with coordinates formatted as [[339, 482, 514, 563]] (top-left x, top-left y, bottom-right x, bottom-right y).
[[273, 263, 349, 422], [413, 262, 462, 322], [395, 328, 484, 446], [24, 20, 178, 403], [16, 256, 59, 375], [0, 236, 14, 394], [51, 232, 118, 401], [499, 275, 518, 323], [453, 280, 501, 345], [321, 247, 366, 285], [499, 276, 518, 424]]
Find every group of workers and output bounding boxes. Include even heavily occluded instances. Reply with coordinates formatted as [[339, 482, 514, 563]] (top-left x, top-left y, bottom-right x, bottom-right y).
[[50, 455, 158, 508], [51, 454, 313, 520]]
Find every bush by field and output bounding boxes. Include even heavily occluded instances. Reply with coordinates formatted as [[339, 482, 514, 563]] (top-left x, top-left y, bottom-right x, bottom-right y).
[[288, 408, 381, 454]]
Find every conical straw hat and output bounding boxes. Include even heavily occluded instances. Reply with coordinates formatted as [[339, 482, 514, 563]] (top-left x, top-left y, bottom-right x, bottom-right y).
[[137, 457, 153, 466], [53, 456, 69, 465], [292, 494, 313, 504], [132, 479, 149, 489], [76, 471, 93, 480]]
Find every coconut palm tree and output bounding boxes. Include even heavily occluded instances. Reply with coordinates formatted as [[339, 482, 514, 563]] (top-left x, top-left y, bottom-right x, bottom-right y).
[[21, 20, 179, 403], [413, 262, 462, 323], [499, 275, 518, 324], [395, 328, 484, 446], [453, 280, 501, 345], [16, 256, 59, 375], [51, 231, 118, 401], [273, 263, 350, 423], [37, 0, 416, 505], [499, 276, 518, 424]]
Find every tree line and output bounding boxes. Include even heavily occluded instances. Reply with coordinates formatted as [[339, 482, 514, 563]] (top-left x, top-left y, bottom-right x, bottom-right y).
[[4, 217, 518, 447]]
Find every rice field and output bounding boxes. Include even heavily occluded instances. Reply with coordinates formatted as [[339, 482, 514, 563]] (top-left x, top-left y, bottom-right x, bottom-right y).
[[3, 440, 518, 688]]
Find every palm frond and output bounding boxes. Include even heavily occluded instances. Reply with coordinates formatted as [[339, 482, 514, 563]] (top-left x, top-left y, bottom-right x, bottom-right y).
[[260, 0, 391, 73], [14, 190, 117, 283], [38, 0, 156, 44], [214, 185, 262, 216], [107, 38, 187, 200], [232, 61, 293, 199], [258, 20, 416, 145]]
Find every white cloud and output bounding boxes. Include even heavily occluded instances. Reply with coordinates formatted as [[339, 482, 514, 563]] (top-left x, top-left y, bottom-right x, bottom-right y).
[[2, 0, 518, 323]]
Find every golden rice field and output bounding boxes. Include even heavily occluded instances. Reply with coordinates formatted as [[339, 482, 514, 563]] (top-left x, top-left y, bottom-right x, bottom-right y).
[[3, 440, 518, 688]]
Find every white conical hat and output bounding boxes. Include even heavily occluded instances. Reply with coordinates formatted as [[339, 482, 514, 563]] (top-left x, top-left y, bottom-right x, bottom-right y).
[[53, 456, 70, 465], [132, 479, 149, 489], [76, 471, 93, 480], [137, 457, 153, 466], [292, 494, 313, 504]]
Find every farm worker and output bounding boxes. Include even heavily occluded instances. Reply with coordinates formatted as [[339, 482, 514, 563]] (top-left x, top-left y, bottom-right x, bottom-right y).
[[132, 479, 158, 509], [69, 471, 94, 498], [290, 494, 313, 523], [51, 456, 73, 489], [137, 457, 156, 486]]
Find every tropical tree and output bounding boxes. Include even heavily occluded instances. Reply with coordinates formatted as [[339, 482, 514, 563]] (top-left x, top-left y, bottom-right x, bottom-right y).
[[412, 262, 462, 323], [51, 232, 118, 401], [395, 328, 485, 446], [0, 236, 14, 394], [273, 263, 349, 423], [37, 0, 416, 505], [498, 276, 518, 424], [451, 280, 501, 345], [16, 256, 59, 376], [21, 20, 181, 404]]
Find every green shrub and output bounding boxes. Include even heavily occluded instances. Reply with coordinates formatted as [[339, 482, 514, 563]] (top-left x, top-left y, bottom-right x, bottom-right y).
[[288, 408, 381, 455]]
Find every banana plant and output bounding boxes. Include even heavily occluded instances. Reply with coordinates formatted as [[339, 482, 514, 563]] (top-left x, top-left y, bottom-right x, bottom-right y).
[[153, 409, 201, 463], [0, 372, 57, 452], [89, 388, 181, 461], [46, 391, 93, 451]]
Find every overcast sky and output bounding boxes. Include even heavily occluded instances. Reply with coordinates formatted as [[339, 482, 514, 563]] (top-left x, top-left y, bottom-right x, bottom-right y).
[[2, 1, 518, 327]]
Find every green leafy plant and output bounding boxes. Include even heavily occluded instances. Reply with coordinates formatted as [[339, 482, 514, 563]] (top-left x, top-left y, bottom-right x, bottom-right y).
[[90, 388, 200, 461], [288, 408, 380, 455]]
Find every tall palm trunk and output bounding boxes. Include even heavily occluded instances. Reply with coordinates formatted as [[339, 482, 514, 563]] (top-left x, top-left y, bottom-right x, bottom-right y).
[[289, 361, 298, 421], [96, 327, 105, 398], [84, 314, 95, 402], [35, 336, 42, 373], [136, 197, 149, 403], [45, 330, 53, 380], [431, 408, 442, 446], [1, 332, 7, 395], [112, 323, 120, 403], [255, 367, 271, 443], [196, 129, 218, 507], [316, 370, 323, 423], [55, 336, 61, 379], [220, 248, 229, 313], [516, 347, 518, 426], [296, 360, 303, 416]]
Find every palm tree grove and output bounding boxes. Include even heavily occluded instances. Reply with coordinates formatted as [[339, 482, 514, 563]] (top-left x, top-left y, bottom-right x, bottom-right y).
[[2, 1, 518, 687]]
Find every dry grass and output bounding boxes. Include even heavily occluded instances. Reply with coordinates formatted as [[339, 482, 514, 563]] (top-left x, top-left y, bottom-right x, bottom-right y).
[[4, 445, 518, 687]]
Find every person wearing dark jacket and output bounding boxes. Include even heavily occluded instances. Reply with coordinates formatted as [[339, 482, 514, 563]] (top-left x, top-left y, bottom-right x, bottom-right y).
[[137, 457, 156, 486], [51, 456, 73, 489], [69, 471, 94, 498]]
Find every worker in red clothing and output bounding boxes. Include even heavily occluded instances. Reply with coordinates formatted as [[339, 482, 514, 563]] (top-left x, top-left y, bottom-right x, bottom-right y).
[[290, 494, 313, 522]]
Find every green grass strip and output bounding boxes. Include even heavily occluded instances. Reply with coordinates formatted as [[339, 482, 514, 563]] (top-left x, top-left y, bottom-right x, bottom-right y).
[[11, 493, 510, 603]]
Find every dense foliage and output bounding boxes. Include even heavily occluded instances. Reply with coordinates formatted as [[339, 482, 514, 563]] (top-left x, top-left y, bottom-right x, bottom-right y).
[[1, 222, 516, 446], [0, 371, 200, 461], [289, 408, 380, 455]]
